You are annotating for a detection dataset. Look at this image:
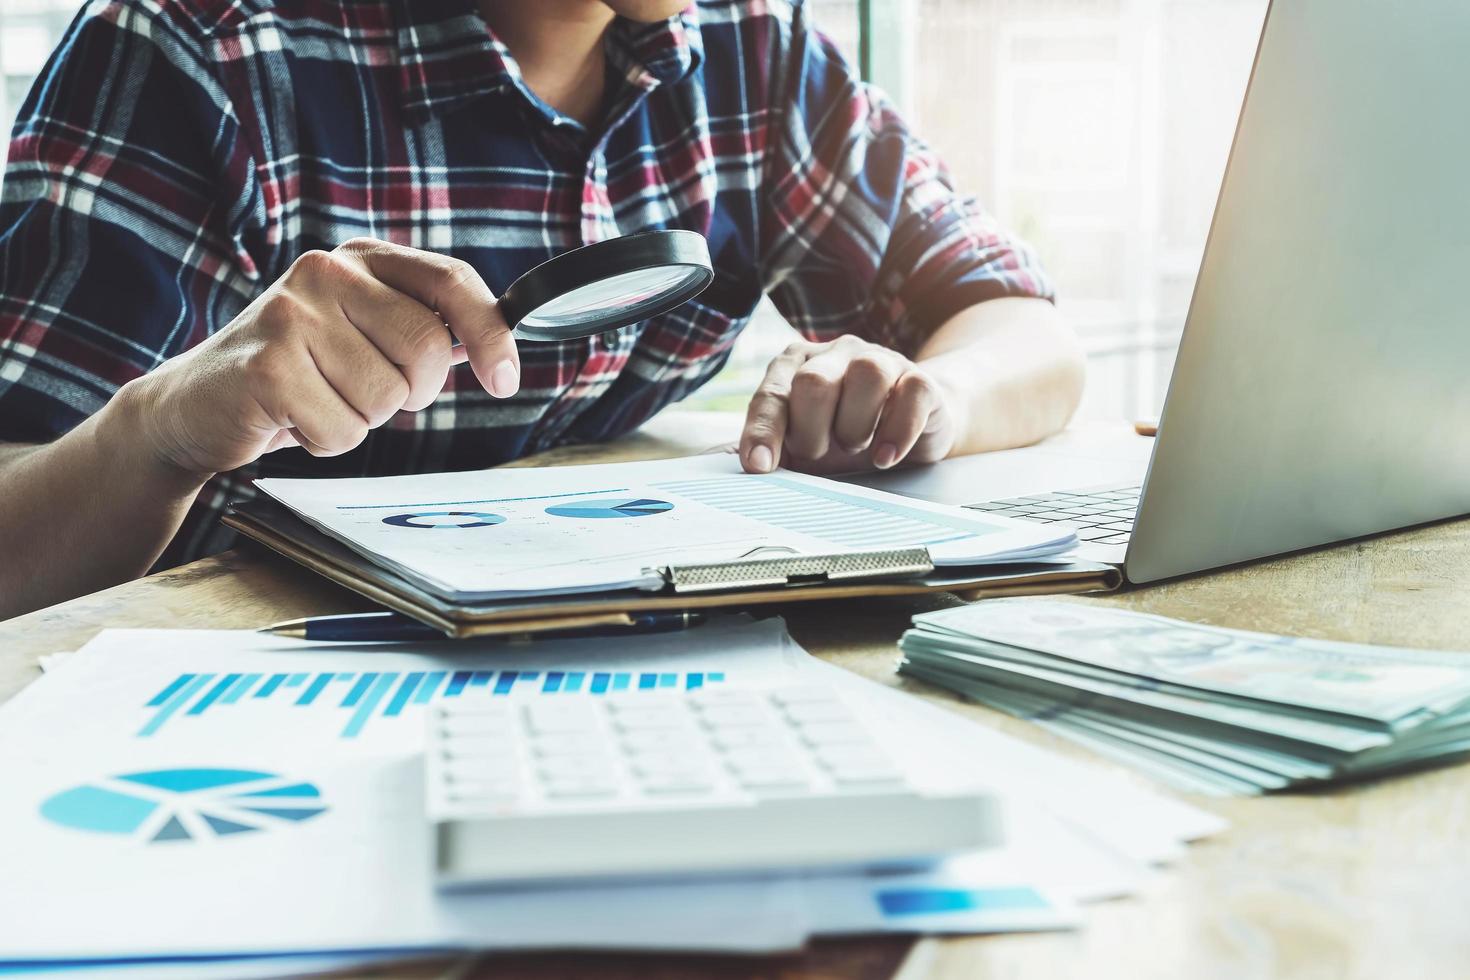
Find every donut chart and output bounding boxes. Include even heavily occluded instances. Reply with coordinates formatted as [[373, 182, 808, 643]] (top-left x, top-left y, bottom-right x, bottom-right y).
[[381, 511, 506, 529], [544, 498, 675, 520]]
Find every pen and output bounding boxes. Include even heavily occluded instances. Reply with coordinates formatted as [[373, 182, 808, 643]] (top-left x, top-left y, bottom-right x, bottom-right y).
[[258, 610, 707, 642]]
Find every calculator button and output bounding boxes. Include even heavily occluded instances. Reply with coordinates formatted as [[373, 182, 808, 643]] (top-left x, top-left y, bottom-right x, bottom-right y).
[[439, 739, 509, 761], [537, 758, 612, 781], [445, 760, 521, 784], [632, 754, 709, 778], [828, 767, 905, 789], [781, 700, 853, 724], [729, 762, 810, 790], [438, 710, 514, 736], [722, 748, 795, 772], [769, 688, 840, 706], [687, 690, 762, 708], [612, 709, 691, 731], [446, 783, 520, 804], [524, 703, 598, 734], [542, 778, 618, 800], [529, 733, 604, 757], [815, 743, 888, 765], [638, 771, 716, 795], [696, 705, 771, 728], [709, 728, 788, 751], [797, 722, 873, 746], [619, 730, 687, 752], [630, 755, 709, 777], [606, 699, 687, 715]]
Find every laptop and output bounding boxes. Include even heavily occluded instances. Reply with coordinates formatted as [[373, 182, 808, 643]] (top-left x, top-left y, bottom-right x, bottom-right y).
[[849, 0, 1470, 584]]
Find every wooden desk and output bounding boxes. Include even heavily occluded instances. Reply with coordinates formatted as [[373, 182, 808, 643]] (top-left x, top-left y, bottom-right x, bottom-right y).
[[6, 413, 1470, 980]]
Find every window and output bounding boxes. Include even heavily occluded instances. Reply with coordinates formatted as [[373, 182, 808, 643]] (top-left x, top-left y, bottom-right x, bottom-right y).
[[688, 0, 1270, 419], [0, 1, 76, 167]]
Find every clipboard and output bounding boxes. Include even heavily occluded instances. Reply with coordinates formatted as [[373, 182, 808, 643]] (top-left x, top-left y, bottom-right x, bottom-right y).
[[224, 499, 1123, 639]]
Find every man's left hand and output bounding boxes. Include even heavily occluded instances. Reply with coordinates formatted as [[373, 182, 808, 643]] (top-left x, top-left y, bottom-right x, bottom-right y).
[[739, 336, 962, 475]]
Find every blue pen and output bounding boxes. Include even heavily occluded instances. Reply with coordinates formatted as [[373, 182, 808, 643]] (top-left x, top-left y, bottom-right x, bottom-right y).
[[258, 610, 706, 642]]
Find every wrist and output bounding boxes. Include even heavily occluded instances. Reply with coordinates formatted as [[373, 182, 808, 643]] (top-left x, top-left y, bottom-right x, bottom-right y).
[[102, 374, 215, 493], [924, 355, 989, 457]]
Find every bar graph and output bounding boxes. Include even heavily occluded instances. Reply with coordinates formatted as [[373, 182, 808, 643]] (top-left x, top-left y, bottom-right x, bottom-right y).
[[139, 668, 726, 740]]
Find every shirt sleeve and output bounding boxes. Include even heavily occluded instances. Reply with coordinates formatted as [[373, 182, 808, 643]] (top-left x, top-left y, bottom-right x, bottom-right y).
[[757, 0, 1053, 357], [0, 0, 260, 445]]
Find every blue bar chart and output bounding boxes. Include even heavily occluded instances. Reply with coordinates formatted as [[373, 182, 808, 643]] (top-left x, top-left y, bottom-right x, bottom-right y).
[[139, 668, 726, 739]]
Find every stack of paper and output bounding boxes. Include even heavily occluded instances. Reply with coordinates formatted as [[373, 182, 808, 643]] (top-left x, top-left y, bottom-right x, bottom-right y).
[[0, 616, 1221, 975], [254, 455, 1080, 602], [900, 600, 1470, 796]]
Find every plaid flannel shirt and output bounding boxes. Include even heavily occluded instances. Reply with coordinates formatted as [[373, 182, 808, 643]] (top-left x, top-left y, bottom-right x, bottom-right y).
[[0, 0, 1051, 567]]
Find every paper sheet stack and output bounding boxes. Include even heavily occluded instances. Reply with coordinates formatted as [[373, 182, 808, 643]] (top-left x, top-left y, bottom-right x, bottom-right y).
[[0, 617, 1221, 976]]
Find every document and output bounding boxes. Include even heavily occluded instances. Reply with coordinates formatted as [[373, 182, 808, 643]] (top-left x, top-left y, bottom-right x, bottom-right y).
[[0, 617, 1150, 971], [255, 454, 1078, 601]]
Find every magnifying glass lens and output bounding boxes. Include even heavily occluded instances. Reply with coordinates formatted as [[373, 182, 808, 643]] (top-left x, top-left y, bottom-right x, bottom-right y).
[[498, 229, 714, 342], [520, 266, 706, 331]]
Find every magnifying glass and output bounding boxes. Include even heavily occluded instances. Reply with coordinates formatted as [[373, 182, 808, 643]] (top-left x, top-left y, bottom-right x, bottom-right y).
[[497, 230, 714, 342]]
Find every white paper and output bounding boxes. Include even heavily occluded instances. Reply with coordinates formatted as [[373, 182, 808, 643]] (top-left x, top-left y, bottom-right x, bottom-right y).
[[255, 455, 1076, 601], [0, 619, 809, 964], [0, 616, 1216, 971]]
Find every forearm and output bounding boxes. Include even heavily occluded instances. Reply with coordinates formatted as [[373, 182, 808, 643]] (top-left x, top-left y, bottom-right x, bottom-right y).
[[917, 297, 1085, 457], [0, 380, 206, 618]]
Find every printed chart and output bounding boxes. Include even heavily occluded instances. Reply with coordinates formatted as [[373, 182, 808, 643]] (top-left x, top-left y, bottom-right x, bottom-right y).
[[140, 668, 728, 740], [544, 498, 675, 519], [40, 768, 327, 843], [653, 475, 992, 550], [380, 511, 506, 529]]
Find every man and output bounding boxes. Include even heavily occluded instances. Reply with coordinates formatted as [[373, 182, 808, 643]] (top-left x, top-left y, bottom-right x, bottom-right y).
[[0, 0, 1083, 617]]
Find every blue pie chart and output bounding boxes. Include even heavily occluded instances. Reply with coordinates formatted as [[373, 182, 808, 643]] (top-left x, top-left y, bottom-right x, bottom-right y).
[[40, 768, 327, 844], [544, 498, 675, 520], [381, 511, 505, 529]]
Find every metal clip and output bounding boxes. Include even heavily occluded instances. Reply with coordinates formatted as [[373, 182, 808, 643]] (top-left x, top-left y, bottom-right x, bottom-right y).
[[650, 547, 935, 594]]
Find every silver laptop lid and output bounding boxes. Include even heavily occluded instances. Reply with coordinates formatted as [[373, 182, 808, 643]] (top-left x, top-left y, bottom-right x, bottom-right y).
[[1126, 0, 1470, 584]]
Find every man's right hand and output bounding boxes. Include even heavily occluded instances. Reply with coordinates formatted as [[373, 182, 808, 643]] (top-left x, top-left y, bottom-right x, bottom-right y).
[[128, 238, 519, 478]]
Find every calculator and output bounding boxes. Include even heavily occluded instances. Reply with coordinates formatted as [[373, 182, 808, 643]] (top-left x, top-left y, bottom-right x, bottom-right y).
[[426, 684, 1000, 885]]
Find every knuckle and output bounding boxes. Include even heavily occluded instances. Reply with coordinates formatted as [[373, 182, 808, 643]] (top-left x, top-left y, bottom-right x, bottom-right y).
[[400, 315, 451, 364], [336, 236, 383, 255], [257, 293, 304, 335], [387, 372, 413, 410], [751, 383, 789, 405], [436, 257, 480, 293], [367, 374, 411, 424], [291, 248, 341, 280], [791, 367, 837, 399], [896, 369, 937, 399], [846, 352, 893, 384]]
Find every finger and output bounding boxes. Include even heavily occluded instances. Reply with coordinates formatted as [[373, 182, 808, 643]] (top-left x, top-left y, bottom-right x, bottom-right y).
[[832, 351, 903, 452], [326, 261, 455, 413], [247, 345, 370, 457], [336, 238, 519, 399], [304, 316, 415, 427], [871, 370, 942, 470], [285, 362, 372, 457], [740, 345, 809, 473], [784, 350, 849, 461]]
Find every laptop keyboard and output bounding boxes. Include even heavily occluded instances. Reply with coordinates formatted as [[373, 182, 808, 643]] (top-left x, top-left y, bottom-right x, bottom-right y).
[[964, 485, 1142, 545]]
